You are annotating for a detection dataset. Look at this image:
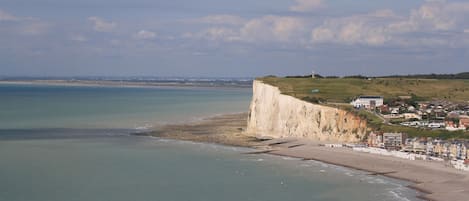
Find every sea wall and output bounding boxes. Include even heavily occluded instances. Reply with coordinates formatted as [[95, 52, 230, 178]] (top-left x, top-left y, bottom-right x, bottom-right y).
[[246, 80, 367, 142]]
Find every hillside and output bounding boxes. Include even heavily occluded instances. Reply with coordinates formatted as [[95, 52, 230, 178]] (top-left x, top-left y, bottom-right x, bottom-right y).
[[259, 77, 469, 103]]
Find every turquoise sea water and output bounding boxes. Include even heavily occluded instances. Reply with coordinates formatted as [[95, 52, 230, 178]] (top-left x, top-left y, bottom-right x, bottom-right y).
[[0, 84, 422, 201], [0, 84, 250, 129]]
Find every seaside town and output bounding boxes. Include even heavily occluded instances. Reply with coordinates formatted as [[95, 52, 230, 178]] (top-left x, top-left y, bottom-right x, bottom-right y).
[[332, 95, 469, 171]]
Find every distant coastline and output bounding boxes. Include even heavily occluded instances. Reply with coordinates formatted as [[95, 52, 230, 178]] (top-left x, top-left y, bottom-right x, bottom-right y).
[[0, 78, 253, 89]]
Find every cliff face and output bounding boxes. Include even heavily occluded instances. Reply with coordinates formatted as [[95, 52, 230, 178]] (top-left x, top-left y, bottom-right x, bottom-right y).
[[247, 80, 367, 143]]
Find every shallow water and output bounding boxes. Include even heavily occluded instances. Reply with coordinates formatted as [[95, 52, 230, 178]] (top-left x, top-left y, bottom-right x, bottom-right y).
[[0, 134, 421, 201], [0, 84, 422, 201]]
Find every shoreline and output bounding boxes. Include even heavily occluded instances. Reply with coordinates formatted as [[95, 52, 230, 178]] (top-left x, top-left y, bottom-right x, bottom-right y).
[[145, 112, 469, 201]]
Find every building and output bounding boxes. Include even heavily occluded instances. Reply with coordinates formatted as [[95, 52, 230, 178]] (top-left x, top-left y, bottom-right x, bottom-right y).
[[434, 141, 450, 158], [383, 133, 407, 150], [403, 113, 422, 120], [367, 132, 383, 148], [403, 138, 426, 153], [460, 116, 469, 128], [466, 143, 469, 160], [350, 96, 384, 109]]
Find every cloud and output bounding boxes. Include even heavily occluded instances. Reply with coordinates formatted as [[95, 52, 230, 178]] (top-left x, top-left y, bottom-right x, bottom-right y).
[[0, 10, 50, 35], [134, 30, 157, 40], [88, 16, 116, 32], [311, 13, 393, 46], [290, 0, 324, 12], [0, 10, 20, 21], [310, 1, 469, 47], [189, 15, 246, 25], [184, 15, 306, 44], [240, 16, 305, 42], [388, 1, 469, 33], [180, 0, 469, 48]]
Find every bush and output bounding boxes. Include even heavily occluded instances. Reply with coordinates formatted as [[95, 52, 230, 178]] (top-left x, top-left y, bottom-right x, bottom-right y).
[[301, 96, 324, 104]]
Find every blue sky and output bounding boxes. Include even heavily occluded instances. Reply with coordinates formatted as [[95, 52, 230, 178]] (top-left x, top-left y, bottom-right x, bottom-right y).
[[0, 0, 468, 77]]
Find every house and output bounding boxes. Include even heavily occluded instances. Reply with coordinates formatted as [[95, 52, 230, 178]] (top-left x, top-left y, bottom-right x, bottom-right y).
[[460, 116, 469, 128], [403, 138, 427, 154], [367, 132, 383, 148], [433, 141, 450, 158], [379, 105, 390, 114], [383, 133, 407, 150], [407, 106, 416, 112], [426, 141, 435, 156], [351, 96, 384, 109], [445, 120, 466, 131], [390, 107, 400, 115], [403, 113, 422, 120]]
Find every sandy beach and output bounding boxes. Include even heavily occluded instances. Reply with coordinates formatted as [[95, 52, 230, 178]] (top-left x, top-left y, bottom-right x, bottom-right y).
[[146, 112, 469, 201]]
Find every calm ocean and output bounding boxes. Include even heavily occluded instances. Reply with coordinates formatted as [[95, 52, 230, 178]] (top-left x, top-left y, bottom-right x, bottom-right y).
[[0, 83, 421, 201]]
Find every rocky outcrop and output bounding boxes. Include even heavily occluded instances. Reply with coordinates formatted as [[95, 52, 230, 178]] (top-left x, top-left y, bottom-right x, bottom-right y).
[[247, 80, 367, 142]]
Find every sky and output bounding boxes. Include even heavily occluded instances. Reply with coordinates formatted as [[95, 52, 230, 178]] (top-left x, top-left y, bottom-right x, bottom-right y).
[[0, 0, 468, 77]]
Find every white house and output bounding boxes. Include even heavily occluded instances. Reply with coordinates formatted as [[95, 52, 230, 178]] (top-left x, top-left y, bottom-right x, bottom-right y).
[[350, 96, 384, 109], [403, 113, 422, 120]]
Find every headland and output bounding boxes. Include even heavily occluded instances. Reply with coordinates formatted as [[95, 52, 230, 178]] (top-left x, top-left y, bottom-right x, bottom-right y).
[[144, 75, 469, 201]]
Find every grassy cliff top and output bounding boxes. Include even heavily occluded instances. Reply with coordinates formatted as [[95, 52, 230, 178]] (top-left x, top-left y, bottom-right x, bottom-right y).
[[258, 77, 469, 103]]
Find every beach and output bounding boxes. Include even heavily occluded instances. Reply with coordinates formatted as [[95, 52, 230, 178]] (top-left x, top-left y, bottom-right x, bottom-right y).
[[147, 112, 469, 201]]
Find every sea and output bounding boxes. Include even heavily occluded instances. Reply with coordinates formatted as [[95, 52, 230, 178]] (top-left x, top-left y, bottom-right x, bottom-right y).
[[0, 83, 422, 201]]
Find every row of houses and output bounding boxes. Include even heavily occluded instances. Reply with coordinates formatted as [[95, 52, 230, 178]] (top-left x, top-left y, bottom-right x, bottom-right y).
[[367, 132, 469, 161], [410, 139, 469, 160]]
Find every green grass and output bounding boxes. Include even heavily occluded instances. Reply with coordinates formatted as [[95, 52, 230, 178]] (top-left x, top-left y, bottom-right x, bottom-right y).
[[259, 77, 469, 103], [378, 124, 469, 140], [259, 76, 469, 139]]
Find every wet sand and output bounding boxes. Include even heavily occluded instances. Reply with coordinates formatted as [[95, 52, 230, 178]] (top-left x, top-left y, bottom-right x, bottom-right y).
[[148, 113, 262, 147], [146, 112, 469, 201]]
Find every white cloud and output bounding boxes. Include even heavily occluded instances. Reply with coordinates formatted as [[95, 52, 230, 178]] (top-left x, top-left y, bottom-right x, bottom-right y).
[[190, 15, 246, 25], [239, 16, 305, 42], [389, 1, 469, 33], [0, 10, 19, 21], [290, 0, 324, 12], [310, 1, 469, 47], [88, 16, 116, 32], [311, 14, 392, 46], [134, 30, 157, 40], [311, 27, 334, 42], [181, 1, 469, 48], [184, 15, 306, 44]]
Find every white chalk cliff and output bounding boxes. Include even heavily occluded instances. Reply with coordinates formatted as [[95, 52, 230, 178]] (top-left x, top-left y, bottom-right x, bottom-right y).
[[247, 80, 367, 142]]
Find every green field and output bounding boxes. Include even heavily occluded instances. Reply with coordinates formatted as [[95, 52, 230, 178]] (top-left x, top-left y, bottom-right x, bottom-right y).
[[258, 76, 469, 139], [259, 77, 469, 103]]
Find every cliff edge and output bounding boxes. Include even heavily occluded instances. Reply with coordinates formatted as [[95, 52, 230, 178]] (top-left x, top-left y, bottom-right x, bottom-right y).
[[247, 80, 367, 142]]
